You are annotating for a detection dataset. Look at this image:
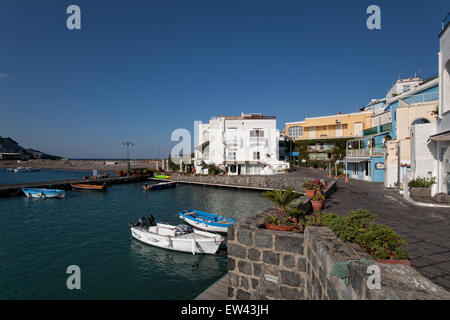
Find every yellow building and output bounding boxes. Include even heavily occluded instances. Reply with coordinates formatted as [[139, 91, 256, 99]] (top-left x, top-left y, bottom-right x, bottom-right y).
[[285, 111, 374, 140]]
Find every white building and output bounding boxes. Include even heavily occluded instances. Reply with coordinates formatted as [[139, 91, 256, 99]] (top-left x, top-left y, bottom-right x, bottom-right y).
[[194, 113, 289, 175], [410, 13, 450, 197]]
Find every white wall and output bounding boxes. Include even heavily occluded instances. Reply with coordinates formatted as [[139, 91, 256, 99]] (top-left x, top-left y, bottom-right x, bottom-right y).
[[411, 123, 437, 182]]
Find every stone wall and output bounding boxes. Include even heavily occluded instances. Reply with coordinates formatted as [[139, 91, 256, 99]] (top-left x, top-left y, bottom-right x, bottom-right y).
[[227, 209, 450, 300], [171, 173, 336, 195]]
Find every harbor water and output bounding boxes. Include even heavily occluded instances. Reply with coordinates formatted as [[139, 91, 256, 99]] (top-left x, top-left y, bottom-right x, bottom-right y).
[[0, 168, 107, 185], [0, 181, 272, 299]]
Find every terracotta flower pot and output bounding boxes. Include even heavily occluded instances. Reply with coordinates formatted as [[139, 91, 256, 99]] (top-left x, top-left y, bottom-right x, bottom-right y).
[[311, 200, 324, 211], [305, 189, 315, 197], [376, 259, 411, 266], [264, 222, 296, 231]]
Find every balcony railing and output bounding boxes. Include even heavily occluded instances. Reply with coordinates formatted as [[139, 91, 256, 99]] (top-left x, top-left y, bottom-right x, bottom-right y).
[[401, 92, 439, 105], [307, 145, 335, 152], [363, 127, 378, 136], [380, 122, 392, 133], [346, 148, 385, 157]]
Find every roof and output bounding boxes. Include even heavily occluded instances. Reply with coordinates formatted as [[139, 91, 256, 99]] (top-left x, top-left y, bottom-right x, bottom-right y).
[[428, 130, 450, 142], [439, 12, 450, 38]]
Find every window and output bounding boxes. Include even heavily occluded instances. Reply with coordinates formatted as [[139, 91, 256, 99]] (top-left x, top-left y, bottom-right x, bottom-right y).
[[250, 129, 264, 137], [227, 150, 236, 160], [253, 152, 260, 160], [288, 126, 303, 139]]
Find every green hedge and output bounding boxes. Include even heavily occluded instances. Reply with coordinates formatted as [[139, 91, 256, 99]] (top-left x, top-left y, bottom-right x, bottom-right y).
[[306, 209, 409, 260]]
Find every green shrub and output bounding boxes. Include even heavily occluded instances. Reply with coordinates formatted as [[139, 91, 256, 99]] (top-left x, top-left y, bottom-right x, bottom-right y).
[[408, 176, 436, 188], [306, 209, 409, 260]]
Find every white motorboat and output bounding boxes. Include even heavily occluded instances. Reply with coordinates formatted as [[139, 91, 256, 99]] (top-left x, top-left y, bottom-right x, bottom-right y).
[[129, 216, 224, 255]]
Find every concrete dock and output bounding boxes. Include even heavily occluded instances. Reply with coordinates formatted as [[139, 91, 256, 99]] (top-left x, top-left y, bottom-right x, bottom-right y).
[[195, 274, 228, 300], [0, 175, 151, 197]]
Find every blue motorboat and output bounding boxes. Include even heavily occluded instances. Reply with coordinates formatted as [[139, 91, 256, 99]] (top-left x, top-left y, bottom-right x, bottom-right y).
[[179, 210, 236, 234], [22, 188, 65, 199]]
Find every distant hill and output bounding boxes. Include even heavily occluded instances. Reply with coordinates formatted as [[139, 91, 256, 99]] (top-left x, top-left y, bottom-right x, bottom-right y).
[[0, 137, 61, 160]]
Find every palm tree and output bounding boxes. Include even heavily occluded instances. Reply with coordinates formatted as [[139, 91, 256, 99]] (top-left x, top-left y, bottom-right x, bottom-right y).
[[262, 188, 301, 215]]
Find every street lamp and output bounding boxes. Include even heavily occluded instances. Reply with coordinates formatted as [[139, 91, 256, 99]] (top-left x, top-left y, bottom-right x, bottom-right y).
[[122, 141, 134, 176]]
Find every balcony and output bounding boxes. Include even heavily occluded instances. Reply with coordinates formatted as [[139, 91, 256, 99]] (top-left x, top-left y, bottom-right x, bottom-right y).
[[363, 127, 378, 136], [400, 92, 439, 105], [307, 144, 335, 152], [380, 123, 392, 133], [346, 148, 385, 157]]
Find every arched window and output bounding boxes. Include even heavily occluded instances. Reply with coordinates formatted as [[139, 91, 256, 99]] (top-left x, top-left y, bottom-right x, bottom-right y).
[[288, 126, 303, 139], [411, 118, 430, 126]]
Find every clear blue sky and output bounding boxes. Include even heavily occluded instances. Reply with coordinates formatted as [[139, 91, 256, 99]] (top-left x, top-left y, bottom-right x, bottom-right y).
[[0, 0, 448, 159]]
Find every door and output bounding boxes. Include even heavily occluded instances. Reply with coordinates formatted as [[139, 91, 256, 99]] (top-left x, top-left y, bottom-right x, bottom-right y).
[[309, 126, 315, 138], [336, 125, 343, 137], [354, 123, 363, 136]]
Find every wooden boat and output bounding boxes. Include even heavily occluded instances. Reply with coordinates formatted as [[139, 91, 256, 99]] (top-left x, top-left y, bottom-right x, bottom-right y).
[[129, 216, 224, 255], [22, 188, 65, 199], [71, 183, 108, 191], [143, 181, 176, 191], [154, 174, 171, 179], [179, 210, 236, 234], [12, 167, 40, 173]]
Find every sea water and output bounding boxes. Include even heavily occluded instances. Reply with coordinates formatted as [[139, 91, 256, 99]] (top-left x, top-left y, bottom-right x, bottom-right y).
[[0, 182, 271, 299]]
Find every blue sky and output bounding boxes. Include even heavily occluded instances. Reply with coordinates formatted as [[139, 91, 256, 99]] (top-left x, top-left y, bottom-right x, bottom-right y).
[[0, 0, 448, 158]]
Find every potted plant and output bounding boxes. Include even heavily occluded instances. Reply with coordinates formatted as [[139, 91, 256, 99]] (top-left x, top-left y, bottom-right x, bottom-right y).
[[311, 192, 325, 211], [261, 189, 301, 231], [303, 180, 316, 197]]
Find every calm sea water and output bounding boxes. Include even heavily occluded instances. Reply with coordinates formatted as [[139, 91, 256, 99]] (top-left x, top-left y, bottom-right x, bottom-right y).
[[0, 168, 108, 185], [0, 182, 271, 299]]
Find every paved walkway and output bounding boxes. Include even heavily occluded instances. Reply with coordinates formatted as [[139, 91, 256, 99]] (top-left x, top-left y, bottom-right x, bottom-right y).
[[286, 167, 450, 290]]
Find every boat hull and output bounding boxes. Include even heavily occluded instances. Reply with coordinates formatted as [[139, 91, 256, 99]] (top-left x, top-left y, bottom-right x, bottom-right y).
[[180, 216, 229, 233], [22, 188, 65, 198], [130, 226, 222, 254], [179, 210, 236, 234], [71, 184, 107, 191], [143, 181, 176, 191]]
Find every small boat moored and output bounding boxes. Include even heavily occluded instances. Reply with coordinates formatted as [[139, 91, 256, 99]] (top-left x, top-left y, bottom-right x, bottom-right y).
[[71, 183, 108, 191], [143, 181, 176, 191], [22, 188, 65, 199], [129, 215, 224, 255], [179, 210, 236, 234]]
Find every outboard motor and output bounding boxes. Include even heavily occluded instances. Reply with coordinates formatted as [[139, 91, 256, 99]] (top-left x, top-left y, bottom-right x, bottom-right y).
[[148, 214, 156, 226]]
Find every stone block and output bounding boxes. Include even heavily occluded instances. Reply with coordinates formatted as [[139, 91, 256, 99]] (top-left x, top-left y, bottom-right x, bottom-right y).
[[263, 251, 280, 265], [236, 289, 251, 300], [280, 270, 301, 287], [248, 248, 261, 262], [280, 285, 303, 300], [297, 257, 306, 272], [275, 234, 304, 254], [253, 263, 262, 277], [282, 254, 296, 269], [228, 243, 247, 259], [228, 257, 236, 271], [255, 231, 273, 248], [238, 260, 252, 275]]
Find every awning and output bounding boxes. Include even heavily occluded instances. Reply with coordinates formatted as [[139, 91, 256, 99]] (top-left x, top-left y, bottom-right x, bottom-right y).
[[341, 157, 370, 163], [194, 140, 209, 150], [428, 130, 450, 142]]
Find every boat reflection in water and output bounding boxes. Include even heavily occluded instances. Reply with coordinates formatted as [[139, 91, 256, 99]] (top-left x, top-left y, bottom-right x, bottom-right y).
[[129, 239, 227, 280]]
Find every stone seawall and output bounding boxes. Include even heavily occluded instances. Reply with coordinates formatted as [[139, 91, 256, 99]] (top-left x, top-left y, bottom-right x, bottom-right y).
[[171, 173, 336, 195], [227, 209, 450, 300]]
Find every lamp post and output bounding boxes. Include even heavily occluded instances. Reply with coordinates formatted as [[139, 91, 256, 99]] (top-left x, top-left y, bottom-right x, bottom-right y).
[[122, 141, 134, 176]]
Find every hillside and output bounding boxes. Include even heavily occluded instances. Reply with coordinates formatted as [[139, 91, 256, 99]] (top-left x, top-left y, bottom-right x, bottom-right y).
[[0, 137, 61, 160]]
